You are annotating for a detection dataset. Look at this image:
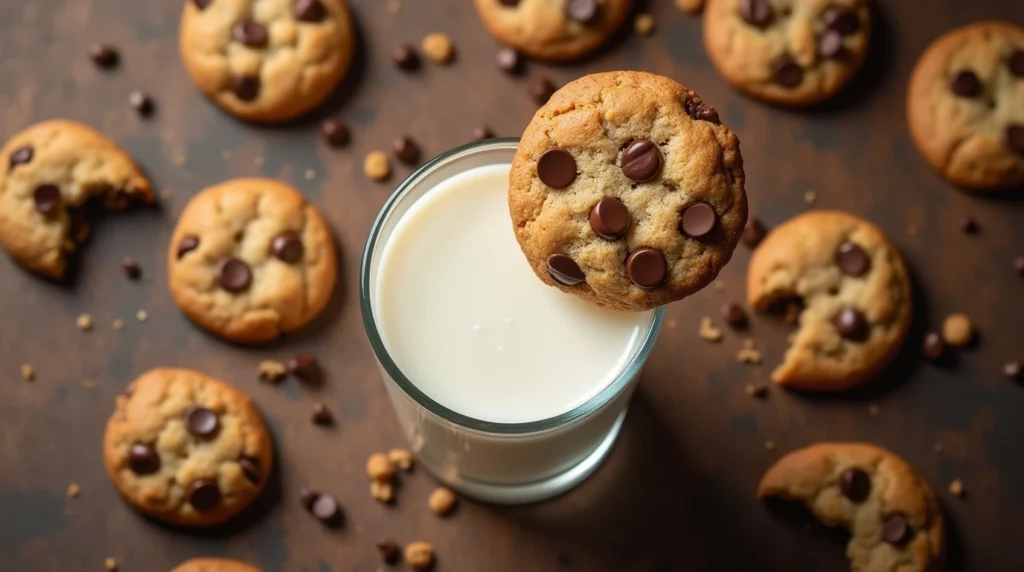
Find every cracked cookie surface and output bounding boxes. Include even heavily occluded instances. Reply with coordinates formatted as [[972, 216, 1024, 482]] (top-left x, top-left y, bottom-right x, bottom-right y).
[[907, 21, 1024, 191], [703, 0, 871, 106], [747, 211, 911, 391], [510, 71, 747, 311], [171, 558, 262, 572], [758, 442, 945, 572], [0, 120, 153, 278], [180, 0, 354, 122], [473, 0, 632, 62], [103, 368, 273, 527], [169, 178, 337, 343]]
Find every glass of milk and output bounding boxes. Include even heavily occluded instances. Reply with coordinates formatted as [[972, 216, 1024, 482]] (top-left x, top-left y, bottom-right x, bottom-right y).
[[360, 139, 664, 504]]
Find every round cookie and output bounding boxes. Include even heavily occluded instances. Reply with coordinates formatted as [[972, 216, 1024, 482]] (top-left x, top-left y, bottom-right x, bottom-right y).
[[758, 443, 945, 572], [179, 0, 354, 123], [473, 0, 633, 62], [103, 368, 273, 527], [747, 211, 911, 391], [907, 21, 1024, 191], [171, 559, 262, 572], [703, 0, 871, 106], [169, 178, 337, 343], [509, 71, 747, 311], [0, 120, 153, 279]]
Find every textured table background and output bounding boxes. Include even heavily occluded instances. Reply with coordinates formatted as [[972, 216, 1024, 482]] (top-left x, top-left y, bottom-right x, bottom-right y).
[[1, 1, 1023, 570]]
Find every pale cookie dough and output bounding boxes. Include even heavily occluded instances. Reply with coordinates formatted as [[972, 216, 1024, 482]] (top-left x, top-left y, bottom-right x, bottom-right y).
[[179, 0, 354, 122], [104, 368, 273, 527], [747, 211, 911, 391], [0, 120, 153, 278], [758, 443, 945, 572], [171, 559, 262, 572], [169, 178, 337, 343]]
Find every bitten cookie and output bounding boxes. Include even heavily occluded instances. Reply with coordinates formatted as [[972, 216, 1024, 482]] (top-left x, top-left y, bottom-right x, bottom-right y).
[[170, 559, 262, 572], [179, 0, 354, 122], [758, 443, 945, 572], [907, 21, 1024, 191], [509, 71, 747, 311], [169, 178, 337, 343], [747, 211, 911, 391], [703, 0, 871, 106], [473, 0, 633, 62], [0, 120, 153, 278], [103, 369, 273, 527]]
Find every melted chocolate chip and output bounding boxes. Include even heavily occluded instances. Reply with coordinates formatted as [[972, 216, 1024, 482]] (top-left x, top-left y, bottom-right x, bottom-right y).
[[392, 43, 420, 70], [923, 331, 945, 361], [834, 307, 868, 341], [679, 202, 717, 238], [128, 443, 160, 475], [565, 0, 598, 24], [721, 302, 747, 328], [836, 241, 870, 276], [311, 493, 342, 524], [742, 217, 766, 248], [217, 258, 252, 292], [88, 44, 119, 68], [231, 75, 261, 101], [537, 148, 577, 188], [498, 0, 520, 5], [739, 0, 772, 28], [377, 540, 401, 564], [838, 467, 870, 502], [882, 514, 911, 546], [33, 184, 61, 216], [193, 0, 212, 9], [547, 254, 585, 286], [239, 457, 262, 484], [773, 55, 804, 88], [294, 0, 327, 22], [271, 231, 304, 263], [188, 479, 221, 512], [590, 197, 630, 240], [822, 6, 860, 35], [176, 235, 200, 259], [393, 136, 421, 165], [950, 70, 981, 97], [497, 47, 523, 74], [527, 76, 557, 105], [1010, 50, 1024, 78], [818, 30, 844, 59], [620, 139, 663, 182], [233, 20, 269, 48], [9, 146, 33, 169], [185, 406, 219, 437], [626, 247, 667, 289], [1006, 125, 1024, 156], [288, 353, 320, 381], [686, 98, 720, 123], [321, 118, 350, 147]]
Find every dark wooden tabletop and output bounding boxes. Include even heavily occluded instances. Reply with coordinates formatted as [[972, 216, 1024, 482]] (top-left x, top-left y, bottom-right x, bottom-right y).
[[2, 1, 1023, 570]]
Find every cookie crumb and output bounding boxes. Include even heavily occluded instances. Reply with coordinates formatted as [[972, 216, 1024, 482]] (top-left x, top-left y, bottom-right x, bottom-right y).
[[258, 360, 287, 383], [367, 453, 396, 482], [744, 383, 768, 399], [387, 0, 401, 14], [389, 448, 414, 471], [803, 190, 817, 204], [112, 319, 124, 331], [304, 168, 316, 181], [421, 33, 455, 64], [737, 338, 762, 364], [948, 478, 965, 498], [405, 542, 435, 571], [83, 379, 96, 389], [173, 153, 187, 167], [634, 13, 655, 35], [221, 149, 233, 160], [699, 317, 723, 342], [76, 313, 94, 331], [428, 487, 457, 516], [364, 151, 391, 181], [370, 480, 394, 503], [941, 313, 974, 347], [20, 363, 34, 381], [66, 482, 81, 498], [764, 440, 776, 451], [712, 281, 726, 292], [104, 557, 117, 571], [675, 0, 705, 13], [868, 404, 880, 416], [136, 310, 148, 322], [253, 155, 265, 168]]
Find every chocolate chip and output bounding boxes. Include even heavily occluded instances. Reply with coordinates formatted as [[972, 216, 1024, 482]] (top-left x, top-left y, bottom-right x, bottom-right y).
[[959, 216, 979, 234], [33, 184, 61, 216], [185, 406, 219, 437], [311, 403, 333, 425], [834, 307, 868, 340], [88, 43, 119, 68], [1010, 50, 1024, 78], [377, 540, 401, 564], [321, 118, 350, 147], [300, 488, 319, 510], [620, 139, 662, 182], [288, 353, 320, 381], [9, 146, 33, 169], [311, 493, 341, 524], [626, 247, 667, 289], [739, 0, 772, 27], [547, 254, 585, 286], [950, 70, 981, 97], [231, 75, 260, 101], [294, 0, 326, 22], [233, 20, 269, 48], [128, 90, 154, 117], [838, 467, 870, 502], [882, 514, 911, 545], [742, 217, 766, 248], [527, 76, 557, 105], [822, 6, 860, 35], [497, 47, 522, 74], [472, 126, 494, 141], [122, 257, 142, 280], [188, 480, 221, 512], [177, 235, 200, 259], [1015, 255, 1024, 277], [721, 302, 747, 328], [393, 136, 421, 164], [537, 148, 577, 188], [923, 331, 945, 361], [193, 0, 212, 9], [271, 231, 304, 263], [127, 443, 160, 475], [217, 258, 252, 292], [392, 43, 420, 70], [818, 30, 844, 59], [565, 0, 598, 23], [590, 197, 630, 240], [836, 241, 869, 276], [685, 98, 720, 124], [773, 55, 804, 88], [1006, 125, 1024, 156], [239, 457, 262, 484], [679, 202, 717, 238], [498, 0, 520, 5], [1005, 361, 1023, 381], [69, 210, 90, 243]]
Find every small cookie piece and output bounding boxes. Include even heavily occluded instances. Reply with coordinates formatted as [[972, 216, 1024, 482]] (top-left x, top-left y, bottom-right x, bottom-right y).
[[0, 120, 153, 278], [747, 211, 911, 391], [510, 71, 747, 311], [170, 558, 262, 572], [473, 0, 633, 62], [907, 22, 1024, 191], [703, 0, 871, 106], [103, 369, 273, 527], [758, 443, 945, 572], [169, 179, 337, 343], [179, 0, 354, 122]]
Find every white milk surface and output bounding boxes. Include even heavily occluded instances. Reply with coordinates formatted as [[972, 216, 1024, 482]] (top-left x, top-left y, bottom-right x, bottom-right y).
[[375, 164, 653, 424]]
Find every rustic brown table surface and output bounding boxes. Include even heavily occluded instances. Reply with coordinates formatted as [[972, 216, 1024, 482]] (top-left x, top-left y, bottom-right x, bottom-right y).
[[2, 1, 1023, 570]]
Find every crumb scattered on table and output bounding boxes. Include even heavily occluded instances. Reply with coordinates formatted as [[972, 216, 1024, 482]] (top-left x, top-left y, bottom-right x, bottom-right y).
[[804, 190, 817, 204], [136, 310, 148, 322], [428, 487, 457, 516], [77, 313, 94, 331], [699, 317, 723, 342], [422, 33, 455, 64], [104, 557, 117, 571], [737, 338, 762, 364], [304, 168, 316, 181], [941, 313, 974, 347], [370, 481, 394, 503], [20, 363, 34, 381], [389, 448, 414, 471], [365, 151, 391, 181], [948, 478, 965, 498], [634, 14, 655, 35], [112, 319, 124, 331], [405, 542, 436, 571], [67, 482, 81, 499], [367, 453, 396, 481], [258, 360, 287, 383]]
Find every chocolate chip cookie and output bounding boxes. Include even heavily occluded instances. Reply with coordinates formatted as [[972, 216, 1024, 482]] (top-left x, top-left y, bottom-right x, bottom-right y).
[[103, 368, 273, 527], [0, 120, 153, 279], [473, 0, 633, 61], [169, 178, 337, 343], [509, 71, 747, 311], [704, 0, 871, 106], [758, 443, 945, 572], [179, 0, 354, 122], [907, 21, 1024, 191], [171, 559, 262, 572], [747, 211, 911, 391]]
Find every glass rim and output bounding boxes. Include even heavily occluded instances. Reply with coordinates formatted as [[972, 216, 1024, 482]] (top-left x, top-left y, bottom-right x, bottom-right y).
[[358, 138, 665, 435]]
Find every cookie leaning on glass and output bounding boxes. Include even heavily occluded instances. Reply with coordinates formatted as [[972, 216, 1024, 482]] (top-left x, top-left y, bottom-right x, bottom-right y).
[[508, 71, 747, 311]]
